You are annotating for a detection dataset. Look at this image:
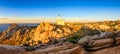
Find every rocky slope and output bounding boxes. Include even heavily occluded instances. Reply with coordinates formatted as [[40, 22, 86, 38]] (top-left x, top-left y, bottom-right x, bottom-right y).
[[0, 22, 74, 46], [0, 21, 120, 54]]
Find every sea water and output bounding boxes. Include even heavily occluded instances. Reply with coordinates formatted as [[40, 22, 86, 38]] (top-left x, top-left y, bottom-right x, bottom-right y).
[[0, 23, 39, 32]]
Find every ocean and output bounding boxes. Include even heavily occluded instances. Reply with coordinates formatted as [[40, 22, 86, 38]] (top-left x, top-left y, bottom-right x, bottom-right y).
[[0, 23, 39, 32]]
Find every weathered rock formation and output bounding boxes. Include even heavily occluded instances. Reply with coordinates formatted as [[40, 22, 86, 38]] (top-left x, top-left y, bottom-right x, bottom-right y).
[[0, 22, 120, 54], [86, 45, 120, 54], [78, 32, 120, 51], [0, 45, 26, 54], [0, 22, 73, 46], [0, 42, 84, 54], [26, 42, 84, 54]]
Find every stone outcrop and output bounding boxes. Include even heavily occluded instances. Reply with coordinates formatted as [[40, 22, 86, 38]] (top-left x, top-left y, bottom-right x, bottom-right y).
[[77, 31, 120, 51], [0, 22, 73, 46], [26, 42, 84, 54], [86, 45, 120, 54], [0, 45, 26, 54], [1, 42, 120, 54], [99, 32, 113, 38], [0, 22, 120, 54], [78, 32, 114, 45]]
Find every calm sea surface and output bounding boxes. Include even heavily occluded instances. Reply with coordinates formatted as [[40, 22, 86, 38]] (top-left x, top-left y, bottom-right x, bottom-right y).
[[0, 23, 39, 32]]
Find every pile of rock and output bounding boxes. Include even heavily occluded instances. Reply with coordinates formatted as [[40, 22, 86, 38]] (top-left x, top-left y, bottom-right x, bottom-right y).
[[1, 28, 120, 54], [33, 22, 73, 43], [78, 32, 120, 50], [0, 22, 73, 46], [26, 42, 84, 54], [0, 42, 84, 54]]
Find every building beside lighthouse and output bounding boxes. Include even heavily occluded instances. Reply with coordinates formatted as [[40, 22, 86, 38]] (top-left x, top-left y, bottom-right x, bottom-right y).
[[56, 15, 65, 25]]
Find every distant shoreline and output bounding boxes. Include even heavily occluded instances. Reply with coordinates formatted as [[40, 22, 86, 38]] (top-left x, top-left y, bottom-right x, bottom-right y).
[[0, 19, 119, 24]]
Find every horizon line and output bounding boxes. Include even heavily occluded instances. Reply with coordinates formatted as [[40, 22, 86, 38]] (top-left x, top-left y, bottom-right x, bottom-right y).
[[0, 18, 119, 24]]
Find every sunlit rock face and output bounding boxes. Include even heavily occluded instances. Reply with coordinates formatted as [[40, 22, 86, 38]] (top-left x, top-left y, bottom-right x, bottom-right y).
[[33, 22, 73, 44], [33, 22, 55, 43], [6, 23, 18, 33], [99, 25, 110, 30], [0, 23, 35, 45], [0, 22, 73, 46]]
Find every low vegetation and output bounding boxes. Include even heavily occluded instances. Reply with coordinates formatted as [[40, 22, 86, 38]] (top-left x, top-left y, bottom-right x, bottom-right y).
[[0, 20, 120, 47]]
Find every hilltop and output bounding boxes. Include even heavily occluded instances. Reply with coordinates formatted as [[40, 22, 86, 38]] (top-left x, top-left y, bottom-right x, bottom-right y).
[[0, 20, 120, 54]]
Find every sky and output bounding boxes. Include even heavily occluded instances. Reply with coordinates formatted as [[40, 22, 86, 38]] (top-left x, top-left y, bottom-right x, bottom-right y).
[[0, 0, 120, 23]]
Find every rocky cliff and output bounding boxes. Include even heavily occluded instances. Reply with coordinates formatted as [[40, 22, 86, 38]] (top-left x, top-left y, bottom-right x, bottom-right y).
[[0, 22, 74, 46], [0, 21, 120, 54]]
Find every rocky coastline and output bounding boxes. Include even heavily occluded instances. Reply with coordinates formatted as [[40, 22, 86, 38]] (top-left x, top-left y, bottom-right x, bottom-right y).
[[0, 20, 120, 54]]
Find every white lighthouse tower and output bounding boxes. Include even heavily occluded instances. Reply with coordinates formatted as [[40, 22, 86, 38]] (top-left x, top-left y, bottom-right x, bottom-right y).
[[56, 15, 65, 25]]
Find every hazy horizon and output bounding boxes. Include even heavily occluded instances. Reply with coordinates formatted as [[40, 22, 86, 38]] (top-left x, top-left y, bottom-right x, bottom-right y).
[[0, 17, 119, 24], [0, 0, 120, 23]]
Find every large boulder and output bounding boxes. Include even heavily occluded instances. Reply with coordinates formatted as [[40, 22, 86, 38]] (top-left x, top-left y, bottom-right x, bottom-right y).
[[26, 43, 84, 54], [86, 45, 120, 54], [88, 35, 100, 40], [56, 47, 84, 54], [78, 32, 114, 45], [0, 45, 26, 54], [99, 32, 113, 38], [78, 36, 91, 45]]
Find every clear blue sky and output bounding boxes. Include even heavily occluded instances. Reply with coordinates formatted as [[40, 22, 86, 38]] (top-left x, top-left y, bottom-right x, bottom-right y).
[[0, 0, 120, 20]]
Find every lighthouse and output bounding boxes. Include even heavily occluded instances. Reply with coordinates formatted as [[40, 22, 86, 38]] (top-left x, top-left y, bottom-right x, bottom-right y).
[[56, 15, 65, 25]]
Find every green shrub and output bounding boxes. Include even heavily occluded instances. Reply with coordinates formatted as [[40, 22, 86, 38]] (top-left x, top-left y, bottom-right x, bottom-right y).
[[67, 34, 82, 43]]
